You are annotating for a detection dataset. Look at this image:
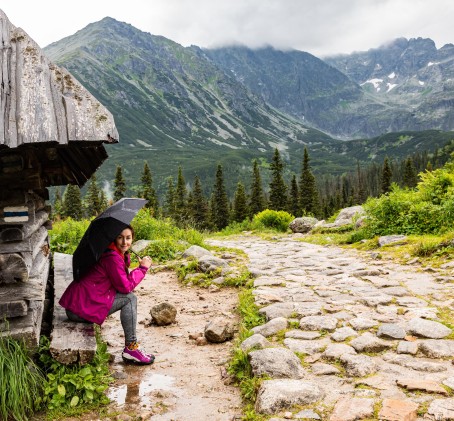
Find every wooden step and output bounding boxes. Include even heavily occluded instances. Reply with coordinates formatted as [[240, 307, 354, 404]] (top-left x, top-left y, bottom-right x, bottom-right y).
[[49, 253, 97, 365]]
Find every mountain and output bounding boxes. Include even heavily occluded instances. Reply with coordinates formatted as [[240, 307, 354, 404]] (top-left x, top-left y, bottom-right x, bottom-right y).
[[206, 39, 454, 138], [44, 17, 338, 194], [44, 19, 454, 196]]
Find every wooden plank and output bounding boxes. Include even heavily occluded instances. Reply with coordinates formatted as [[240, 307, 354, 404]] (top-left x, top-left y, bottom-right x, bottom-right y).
[[0, 300, 28, 318], [50, 252, 96, 365], [0, 253, 29, 283], [0, 209, 49, 242]]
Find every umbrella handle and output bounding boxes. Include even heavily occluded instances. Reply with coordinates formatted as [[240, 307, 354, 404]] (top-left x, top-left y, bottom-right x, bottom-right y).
[[129, 249, 142, 259]]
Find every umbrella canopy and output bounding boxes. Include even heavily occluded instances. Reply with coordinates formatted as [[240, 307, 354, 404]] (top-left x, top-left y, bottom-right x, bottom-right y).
[[72, 198, 147, 281]]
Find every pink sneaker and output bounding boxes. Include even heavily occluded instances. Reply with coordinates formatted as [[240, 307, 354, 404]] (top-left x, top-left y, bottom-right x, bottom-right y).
[[122, 342, 155, 365]]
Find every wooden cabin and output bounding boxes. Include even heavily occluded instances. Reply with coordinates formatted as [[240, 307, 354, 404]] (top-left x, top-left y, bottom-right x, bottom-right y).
[[0, 9, 118, 346]]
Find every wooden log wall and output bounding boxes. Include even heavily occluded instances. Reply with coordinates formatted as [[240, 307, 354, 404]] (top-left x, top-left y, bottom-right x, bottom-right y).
[[0, 188, 51, 347]]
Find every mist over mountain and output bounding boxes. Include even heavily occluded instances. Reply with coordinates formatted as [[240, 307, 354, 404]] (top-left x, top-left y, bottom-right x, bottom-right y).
[[44, 18, 454, 194]]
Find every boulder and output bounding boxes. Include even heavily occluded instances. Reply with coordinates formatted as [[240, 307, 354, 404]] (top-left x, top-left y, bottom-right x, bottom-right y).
[[289, 217, 318, 234], [150, 302, 177, 326], [204, 317, 235, 343], [182, 245, 213, 259]]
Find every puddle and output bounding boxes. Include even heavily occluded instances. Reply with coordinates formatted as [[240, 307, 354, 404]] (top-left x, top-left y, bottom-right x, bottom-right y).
[[108, 373, 176, 408]]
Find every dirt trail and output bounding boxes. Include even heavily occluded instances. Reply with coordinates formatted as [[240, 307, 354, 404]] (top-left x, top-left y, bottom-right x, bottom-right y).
[[101, 270, 243, 420]]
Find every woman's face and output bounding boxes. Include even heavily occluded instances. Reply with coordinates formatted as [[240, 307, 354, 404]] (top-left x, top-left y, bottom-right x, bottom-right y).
[[115, 228, 133, 254]]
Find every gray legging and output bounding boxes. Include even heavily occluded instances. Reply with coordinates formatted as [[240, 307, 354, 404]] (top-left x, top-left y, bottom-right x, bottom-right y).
[[66, 292, 137, 346]]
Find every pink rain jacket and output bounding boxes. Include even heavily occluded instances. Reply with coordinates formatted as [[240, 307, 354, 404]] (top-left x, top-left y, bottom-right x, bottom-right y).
[[59, 249, 148, 325]]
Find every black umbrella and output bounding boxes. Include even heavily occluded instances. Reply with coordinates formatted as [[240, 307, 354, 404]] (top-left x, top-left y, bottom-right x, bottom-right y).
[[72, 197, 147, 281]]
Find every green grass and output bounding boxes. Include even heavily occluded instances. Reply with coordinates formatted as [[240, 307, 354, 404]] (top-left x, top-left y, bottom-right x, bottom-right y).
[[0, 334, 45, 421]]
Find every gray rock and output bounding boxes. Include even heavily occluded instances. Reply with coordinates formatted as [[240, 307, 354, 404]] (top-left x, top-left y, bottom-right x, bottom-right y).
[[443, 377, 454, 389], [396, 341, 418, 355], [182, 245, 213, 259], [289, 217, 318, 234], [322, 343, 356, 360], [382, 353, 447, 372], [251, 317, 288, 337], [332, 205, 365, 226], [259, 302, 295, 320], [198, 255, 229, 273], [427, 398, 454, 419], [150, 302, 177, 326], [419, 340, 454, 358], [407, 317, 452, 339], [330, 397, 375, 420], [299, 315, 338, 332], [294, 409, 321, 419], [340, 353, 377, 377], [311, 363, 340, 376], [331, 326, 358, 342], [350, 332, 393, 353], [131, 239, 152, 254], [240, 334, 271, 352], [378, 235, 408, 247], [255, 379, 324, 414], [381, 286, 410, 297], [254, 277, 286, 287], [285, 330, 321, 340], [377, 323, 407, 339], [283, 339, 327, 355], [204, 317, 235, 343], [249, 348, 305, 379], [349, 317, 379, 330]]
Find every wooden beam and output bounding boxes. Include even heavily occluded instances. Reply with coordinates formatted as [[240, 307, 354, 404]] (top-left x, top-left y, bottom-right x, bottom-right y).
[[0, 300, 28, 318]]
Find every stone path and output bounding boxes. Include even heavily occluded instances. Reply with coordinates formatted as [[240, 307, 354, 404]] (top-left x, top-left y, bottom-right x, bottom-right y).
[[208, 235, 454, 421]]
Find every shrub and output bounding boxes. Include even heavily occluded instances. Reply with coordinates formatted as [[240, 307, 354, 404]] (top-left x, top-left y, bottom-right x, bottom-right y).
[[252, 209, 294, 232], [49, 218, 90, 254]]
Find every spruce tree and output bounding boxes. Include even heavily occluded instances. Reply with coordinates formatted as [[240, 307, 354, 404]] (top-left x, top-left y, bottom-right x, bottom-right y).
[[62, 184, 83, 220], [249, 160, 265, 217], [403, 157, 418, 188], [163, 177, 176, 218], [381, 157, 393, 194], [140, 162, 158, 213], [212, 164, 230, 230], [232, 181, 249, 222], [354, 161, 368, 204], [268, 148, 287, 211], [288, 174, 299, 216], [174, 166, 187, 225], [99, 188, 108, 212], [114, 165, 126, 202], [85, 175, 102, 217], [190, 175, 209, 229], [299, 148, 320, 216]]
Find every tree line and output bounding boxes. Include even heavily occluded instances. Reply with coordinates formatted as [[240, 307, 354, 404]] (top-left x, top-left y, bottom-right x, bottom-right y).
[[54, 142, 453, 230]]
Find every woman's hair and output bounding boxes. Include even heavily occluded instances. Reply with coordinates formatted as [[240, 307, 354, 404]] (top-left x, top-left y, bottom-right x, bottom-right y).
[[125, 225, 135, 239]]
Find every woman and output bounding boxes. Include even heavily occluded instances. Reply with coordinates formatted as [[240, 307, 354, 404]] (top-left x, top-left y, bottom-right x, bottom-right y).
[[59, 225, 154, 365]]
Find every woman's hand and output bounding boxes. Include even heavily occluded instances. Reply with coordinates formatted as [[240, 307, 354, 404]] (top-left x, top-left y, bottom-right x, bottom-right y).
[[139, 256, 153, 269]]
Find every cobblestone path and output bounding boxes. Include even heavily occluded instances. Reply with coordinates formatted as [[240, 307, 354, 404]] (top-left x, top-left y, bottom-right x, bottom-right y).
[[208, 235, 454, 420]]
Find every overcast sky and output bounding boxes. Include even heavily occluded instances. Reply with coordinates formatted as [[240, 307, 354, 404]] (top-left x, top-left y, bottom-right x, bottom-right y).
[[2, 0, 453, 57]]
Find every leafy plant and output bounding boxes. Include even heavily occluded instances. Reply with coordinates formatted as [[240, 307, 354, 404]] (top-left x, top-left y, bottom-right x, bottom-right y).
[[38, 334, 113, 413], [49, 218, 90, 254], [252, 209, 294, 232], [0, 335, 44, 421]]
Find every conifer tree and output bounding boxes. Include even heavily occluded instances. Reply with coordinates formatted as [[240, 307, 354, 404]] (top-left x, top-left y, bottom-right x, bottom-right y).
[[403, 157, 418, 188], [212, 164, 230, 230], [62, 184, 83, 220], [249, 160, 265, 217], [232, 181, 249, 222], [299, 147, 320, 216], [189, 175, 209, 229], [114, 165, 126, 202], [52, 187, 63, 220], [288, 174, 299, 216], [269, 148, 287, 211], [381, 157, 393, 194], [174, 166, 187, 225], [85, 175, 102, 217], [354, 161, 368, 204], [140, 162, 158, 214], [163, 177, 176, 218], [99, 188, 108, 212]]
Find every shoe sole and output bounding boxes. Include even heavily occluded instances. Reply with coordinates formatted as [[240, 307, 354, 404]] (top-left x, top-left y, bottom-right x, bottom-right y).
[[122, 355, 155, 365]]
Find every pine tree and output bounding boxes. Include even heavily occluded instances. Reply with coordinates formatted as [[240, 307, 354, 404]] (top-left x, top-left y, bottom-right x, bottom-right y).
[[140, 162, 158, 214], [288, 174, 299, 216], [52, 187, 63, 220], [269, 148, 287, 211], [189, 175, 209, 229], [299, 148, 320, 216], [163, 177, 176, 218], [62, 184, 83, 220], [381, 157, 393, 194], [403, 157, 418, 188], [249, 160, 265, 217], [354, 161, 368, 204], [99, 188, 108, 212], [85, 175, 102, 217], [212, 164, 230, 230], [114, 165, 126, 202], [174, 166, 187, 225], [232, 181, 249, 222]]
